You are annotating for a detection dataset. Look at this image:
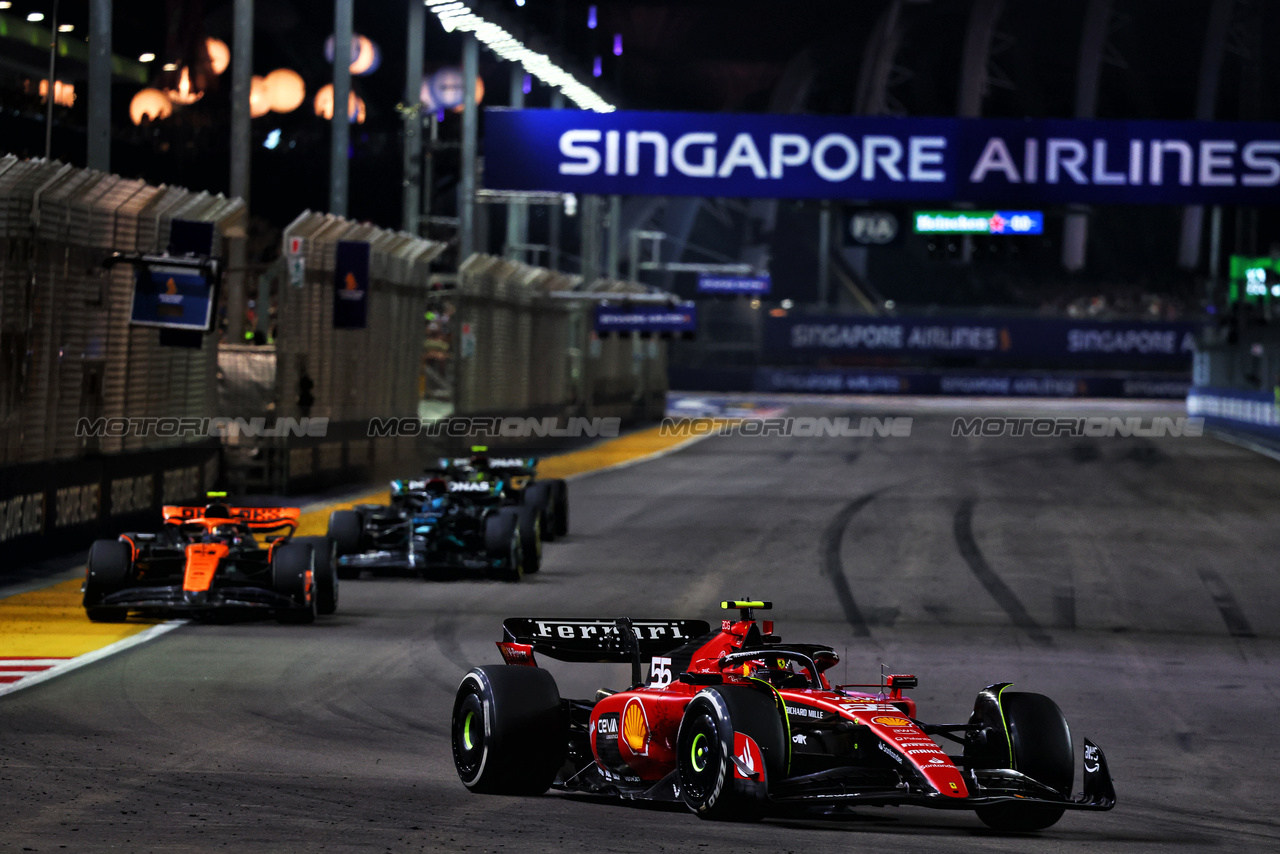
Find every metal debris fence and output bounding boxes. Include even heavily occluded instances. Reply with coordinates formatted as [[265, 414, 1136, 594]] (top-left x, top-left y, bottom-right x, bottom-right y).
[[0, 154, 244, 465], [455, 254, 668, 424]]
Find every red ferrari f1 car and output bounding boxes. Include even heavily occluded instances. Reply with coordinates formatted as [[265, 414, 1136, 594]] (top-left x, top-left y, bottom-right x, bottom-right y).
[[81, 499, 338, 624], [451, 601, 1115, 830]]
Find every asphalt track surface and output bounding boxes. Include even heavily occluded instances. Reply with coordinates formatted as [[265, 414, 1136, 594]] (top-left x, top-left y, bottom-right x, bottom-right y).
[[3, 400, 1280, 853]]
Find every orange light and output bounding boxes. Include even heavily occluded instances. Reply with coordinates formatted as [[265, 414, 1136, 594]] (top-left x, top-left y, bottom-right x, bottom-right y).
[[165, 66, 203, 105], [205, 37, 230, 75], [129, 88, 173, 125], [450, 76, 485, 113], [314, 83, 366, 124], [38, 79, 76, 108], [264, 68, 306, 113], [622, 699, 648, 753], [249, 75, 271, 118], [768, 308, 787, 317], [349, 35, 380, 75]]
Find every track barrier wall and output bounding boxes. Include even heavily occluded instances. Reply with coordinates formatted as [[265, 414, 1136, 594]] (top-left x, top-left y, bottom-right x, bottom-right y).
[[455, 254, 667, 425]]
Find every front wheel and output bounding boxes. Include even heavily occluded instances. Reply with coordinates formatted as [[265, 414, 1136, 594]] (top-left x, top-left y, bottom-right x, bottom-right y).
[[515, 503, 541, 574], [451, 665, 566, 794], [294, 536, 338, 615], [975, 692, 1073, 831], [485, 509, 523, 582], [327, 510, 364, 580], [272, 542, 316, 624], [83, 539, 132, 622], [676, 687, 782, 821]]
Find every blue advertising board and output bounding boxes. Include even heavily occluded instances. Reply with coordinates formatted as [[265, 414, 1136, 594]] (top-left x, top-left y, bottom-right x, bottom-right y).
[[333, 241, 370, 329], [596, 303, 697, 334], [697, 274, 771, 295], [485, 109, 1280, 205], [752, 368, 1189, 398], [762, 315, 1201, 366], [130, 266, 214, 331]]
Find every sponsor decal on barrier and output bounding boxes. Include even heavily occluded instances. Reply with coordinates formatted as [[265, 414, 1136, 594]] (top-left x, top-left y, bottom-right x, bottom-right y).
[[0, 493, 45, 542], [110, 475, 154, 516], [55, 484, 100, 528], [697, 274, 771, 295], [1187, 388, 1280, 430], [748, 368, 1191, 398], [595, 304, 697, 334], [161, 467, 202, 505], [764, 315, 1198, 364]]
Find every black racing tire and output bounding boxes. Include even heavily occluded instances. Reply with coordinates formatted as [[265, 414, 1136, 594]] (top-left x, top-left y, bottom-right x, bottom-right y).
[[451, 665, 566, 795], [676, 686, 784, 821], [327, 510, 364, 580], [83, 539, 132, 621], [550, 479, 568, 537], [526, 482, 556, 542], [485, 509, 523, 582], [975, 692, 1074, 832], [514, 502, 542, 573], [294, 536, 339, 615], [272, 542, 317, 624]]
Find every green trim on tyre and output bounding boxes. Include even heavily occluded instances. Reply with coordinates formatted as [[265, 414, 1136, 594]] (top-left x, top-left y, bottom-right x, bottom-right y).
[[463, 711, 475, 750], [690, 732, 708, 772]]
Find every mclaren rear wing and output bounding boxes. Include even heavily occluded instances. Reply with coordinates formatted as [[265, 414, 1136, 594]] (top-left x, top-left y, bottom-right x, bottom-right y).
[[501, 617, 712, 664]]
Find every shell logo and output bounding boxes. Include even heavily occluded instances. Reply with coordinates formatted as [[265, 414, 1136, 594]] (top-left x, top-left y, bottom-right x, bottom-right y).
[[870, 715, 912, 727], [622, 698, 649, 753]]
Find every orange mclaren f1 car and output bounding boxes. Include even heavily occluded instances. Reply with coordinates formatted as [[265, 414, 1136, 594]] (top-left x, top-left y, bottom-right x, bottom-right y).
[[81, 499, 338, 624]]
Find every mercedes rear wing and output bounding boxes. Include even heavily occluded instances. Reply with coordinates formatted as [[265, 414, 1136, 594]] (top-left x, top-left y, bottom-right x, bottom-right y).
[[500, 617, 712, 665]]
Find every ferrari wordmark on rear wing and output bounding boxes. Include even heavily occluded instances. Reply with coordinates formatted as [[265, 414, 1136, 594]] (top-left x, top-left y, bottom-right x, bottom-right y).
[[501, 617, 713, 664]]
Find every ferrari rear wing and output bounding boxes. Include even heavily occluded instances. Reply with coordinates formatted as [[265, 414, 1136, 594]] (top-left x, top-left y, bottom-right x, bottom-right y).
[[501, 617, 712, 664]]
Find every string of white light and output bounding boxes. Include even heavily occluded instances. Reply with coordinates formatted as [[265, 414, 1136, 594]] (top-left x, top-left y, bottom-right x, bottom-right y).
[[424, 0, 615, 113]]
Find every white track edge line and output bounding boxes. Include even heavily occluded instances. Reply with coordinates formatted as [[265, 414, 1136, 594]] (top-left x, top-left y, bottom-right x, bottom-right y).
[[0, 620, 187, 699]]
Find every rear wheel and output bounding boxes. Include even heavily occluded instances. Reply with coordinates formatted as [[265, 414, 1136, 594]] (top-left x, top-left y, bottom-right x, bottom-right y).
[[515, 503, 541, 573], [272, 542, 316, 624], [294, 536, 338, 615], [676, 686, 784, 821], [550, 479, 568, 537], [451, 665, 566, 794], [327, 510, 363, 580], [83, 539, 132, 622], [485, 510, 523, 582], [526, 482, 556, 542], [975, 692, 1073, 832]]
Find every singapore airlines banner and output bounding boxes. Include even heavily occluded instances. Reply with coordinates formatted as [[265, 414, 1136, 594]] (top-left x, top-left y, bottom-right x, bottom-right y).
[[485, 109, 1280, 205]]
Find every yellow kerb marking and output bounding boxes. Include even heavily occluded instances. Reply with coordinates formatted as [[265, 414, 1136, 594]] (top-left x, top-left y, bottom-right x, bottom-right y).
[[0, 579, 164, 657]]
